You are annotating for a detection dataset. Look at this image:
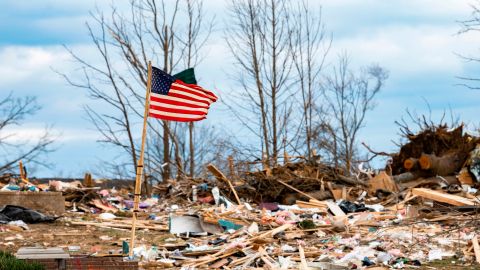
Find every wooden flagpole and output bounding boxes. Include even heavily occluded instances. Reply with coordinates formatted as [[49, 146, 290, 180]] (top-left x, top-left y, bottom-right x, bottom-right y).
[[129, 61, 152, 257]]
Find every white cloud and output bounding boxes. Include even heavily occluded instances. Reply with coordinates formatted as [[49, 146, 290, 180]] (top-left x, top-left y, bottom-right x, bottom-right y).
[[0, 46, 70, 86], [330, 24, 480, 76], [2, 126, 99, 143]]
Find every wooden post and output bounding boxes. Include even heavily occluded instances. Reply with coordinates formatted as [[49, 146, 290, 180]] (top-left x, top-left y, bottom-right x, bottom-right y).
[[129, 61, 152, 257], [207, 164, 242, 205], [18, 160, 29, 183], [228, 155, 235, 179]]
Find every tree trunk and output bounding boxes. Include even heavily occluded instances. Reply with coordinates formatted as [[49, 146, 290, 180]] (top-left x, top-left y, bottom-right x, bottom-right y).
[[189, 122, 194, 177], [162, 26, 171, 182], [271, 0, 278, 166], [419, 152, 463, 176]]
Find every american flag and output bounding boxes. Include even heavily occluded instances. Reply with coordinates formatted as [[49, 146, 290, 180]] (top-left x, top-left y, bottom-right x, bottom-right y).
[[149, 66, 217, 122]]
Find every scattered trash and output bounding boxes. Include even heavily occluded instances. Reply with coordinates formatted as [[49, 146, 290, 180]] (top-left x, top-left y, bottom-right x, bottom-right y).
[[98, 212, 116, 220], [0, 205, 56, 223], [1, 124, 480, 268]]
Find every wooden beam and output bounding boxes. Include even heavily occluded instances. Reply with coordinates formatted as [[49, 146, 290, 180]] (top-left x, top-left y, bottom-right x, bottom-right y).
[[473, 235, 480, 264], [326, 201, 346, 217], [207, 164, 241, 205], [412, 188, 475, 206], [275, 179, 317, 202]]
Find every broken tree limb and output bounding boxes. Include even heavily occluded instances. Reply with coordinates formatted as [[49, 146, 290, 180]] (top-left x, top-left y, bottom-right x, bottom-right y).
[[361, 142, 395, 161], [274, 179, 318, 202], [336, 175, 368, 187], [207, 164, 242, 205]]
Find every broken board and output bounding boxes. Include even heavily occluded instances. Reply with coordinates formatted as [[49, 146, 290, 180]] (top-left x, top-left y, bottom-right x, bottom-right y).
[[368, 171, 399, 194], [16, 247, 70, 259], [412, 188, 475, 206]]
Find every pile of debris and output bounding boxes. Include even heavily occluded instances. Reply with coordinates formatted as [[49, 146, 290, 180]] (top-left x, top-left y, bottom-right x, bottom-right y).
[[389, 124, 480, 184], [2, 123, 480, 269]]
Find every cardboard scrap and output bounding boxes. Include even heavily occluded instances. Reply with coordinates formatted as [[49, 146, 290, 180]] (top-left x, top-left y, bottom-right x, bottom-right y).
[[368, 171, 399, 194]]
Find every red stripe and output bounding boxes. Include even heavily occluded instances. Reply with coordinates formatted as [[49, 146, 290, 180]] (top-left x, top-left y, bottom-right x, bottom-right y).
[[149, 112, 206, 122], [174, 80, 218, 102], [149, 104, 206, 115], [171, 84, 210, 99], [168, 92, 211, 105], [150, 95, 209, 108]]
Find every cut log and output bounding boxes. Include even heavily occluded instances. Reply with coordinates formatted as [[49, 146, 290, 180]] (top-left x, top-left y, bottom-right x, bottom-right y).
[[419, 153, 433, 170], [419, 152, 463, 176], [403, 158, 418, 171], [412, 188, 475, 206]]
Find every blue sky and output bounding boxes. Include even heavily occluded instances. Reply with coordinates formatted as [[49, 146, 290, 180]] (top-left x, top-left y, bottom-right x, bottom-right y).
[[1, 0, 480, 177]]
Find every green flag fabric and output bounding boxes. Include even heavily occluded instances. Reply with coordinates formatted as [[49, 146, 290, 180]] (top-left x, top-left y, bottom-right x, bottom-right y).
[[173, 68, 197, 84]]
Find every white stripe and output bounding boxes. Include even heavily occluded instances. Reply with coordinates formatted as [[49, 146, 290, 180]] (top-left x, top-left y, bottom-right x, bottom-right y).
[[169, 89, 212, 103], [149, 101, 208, 113], [150, 92, 209, 108], [172, 82, 217, 102], [149, 109, 206, 119], [172, 82, 210, 98]]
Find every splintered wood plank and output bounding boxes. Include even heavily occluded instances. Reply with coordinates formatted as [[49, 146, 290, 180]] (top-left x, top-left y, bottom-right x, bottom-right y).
[[16, 247, 70, 259], [298, 245, 309, 270], [412, 188, 475, 206], [210, 258, 229, 268], [207, 164, 241, 204], [473, 235, 480, 264], [326, 201, 346, 217]]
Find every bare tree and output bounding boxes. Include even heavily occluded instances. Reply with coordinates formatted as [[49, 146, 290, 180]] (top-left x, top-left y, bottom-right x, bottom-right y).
[[288, 0, 331, 160], [60, 0, 212, 187], [175, 0, 214, 177], [0, 93, 55, 174], [458, 2, 480, 89], [225, 0, 292, 167], [321, 54, 388, 174]]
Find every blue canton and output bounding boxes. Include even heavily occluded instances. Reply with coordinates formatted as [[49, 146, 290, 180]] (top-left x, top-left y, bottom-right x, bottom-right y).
[[151, 66, 174, 95]]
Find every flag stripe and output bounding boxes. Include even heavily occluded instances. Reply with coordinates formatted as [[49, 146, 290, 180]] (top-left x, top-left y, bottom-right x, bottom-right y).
[[169, 89, 212, 104], [150, 93, 209, 108], [149, 111, 207, 122], [148, 66, 217, 122], [176, 81, 217, 101], [150, 104, 207, 115], [149, 101, 208, 113], [172, 82, 211, 99], [167, 92, 211, 105], [188, 85, 217, 101]]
